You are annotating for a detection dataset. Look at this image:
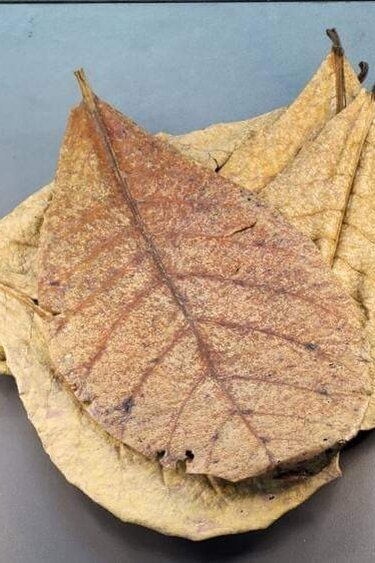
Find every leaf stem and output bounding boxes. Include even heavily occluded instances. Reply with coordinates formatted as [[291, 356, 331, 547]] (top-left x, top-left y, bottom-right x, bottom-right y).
[[326, 28, 346, 114], [358, 61, 369, 84], [74, 68, 97, 112]]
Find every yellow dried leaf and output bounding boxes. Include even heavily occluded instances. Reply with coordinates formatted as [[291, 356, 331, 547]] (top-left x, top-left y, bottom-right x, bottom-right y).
[[156, 107, 284, 170], [220, 52, 361, 192], [0, 284, 341, 540], [222, 91, 375, 430], [260, 89, 375, 262], [0, 184, 52, 299], [329, 120, 375, 428]]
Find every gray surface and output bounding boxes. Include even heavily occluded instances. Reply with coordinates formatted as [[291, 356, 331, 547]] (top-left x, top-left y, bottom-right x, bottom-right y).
[[1, 3, 375, 562]]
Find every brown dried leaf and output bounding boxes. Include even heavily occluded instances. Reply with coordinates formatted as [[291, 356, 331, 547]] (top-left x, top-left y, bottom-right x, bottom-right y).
[[0, 285, 341, 540], [220, 52, 361, 192], [37, 74, 369, 483], [156, 107, 285, 170]]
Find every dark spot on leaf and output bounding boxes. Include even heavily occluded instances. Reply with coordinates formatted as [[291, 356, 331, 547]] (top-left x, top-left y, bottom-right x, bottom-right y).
[[230, 223, 256, 237], [81, 397, 93, 407], [185, 450, 194, 460], [122, 396, 135, 413], [212, 432, 219, 442], [268, 495, 275, 501], [359, 355, 370, 364], [255, 239, 266, 247], [241, 409, 253, 415], [304, 342, 318, 351], [156, 450, 166, 460], [48, 280, 60, 287]]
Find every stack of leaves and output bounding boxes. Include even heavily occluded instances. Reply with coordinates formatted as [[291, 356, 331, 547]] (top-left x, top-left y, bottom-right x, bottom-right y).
[[1, 29, 375, 540]]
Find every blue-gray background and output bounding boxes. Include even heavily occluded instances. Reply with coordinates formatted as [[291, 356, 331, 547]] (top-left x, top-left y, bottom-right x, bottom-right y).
[[1, 4, 375, 563]]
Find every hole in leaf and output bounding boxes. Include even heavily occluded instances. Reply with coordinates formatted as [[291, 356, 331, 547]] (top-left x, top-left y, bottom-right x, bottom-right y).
[[185, 450, 194, 460]]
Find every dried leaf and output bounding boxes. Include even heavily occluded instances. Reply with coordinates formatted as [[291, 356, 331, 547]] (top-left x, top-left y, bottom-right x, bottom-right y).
[[220, 51, 361, 192], [156, 107, 285, 170], [0, 285, 341, 540], [0, 346, 11, 376], [223, 90, 375, 430], [328, 120, 375, 428], [260, 89, 375, 262], [0, 184, 52, 299], [37, 73, 369, 483]]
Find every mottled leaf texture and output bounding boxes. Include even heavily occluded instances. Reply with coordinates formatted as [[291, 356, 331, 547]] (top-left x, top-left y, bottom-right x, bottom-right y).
[[220, 51, 360, 192], [0, 287, 341, 540], [260, 89, 375, 262], [156, 107, 284, 171], [330, 120, 375, 428], [37, 73, 370, 482], [0, 184, 52, 299]]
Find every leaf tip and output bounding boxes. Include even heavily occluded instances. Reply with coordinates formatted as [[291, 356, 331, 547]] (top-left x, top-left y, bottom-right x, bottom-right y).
[[74, 68, 96, 109]]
